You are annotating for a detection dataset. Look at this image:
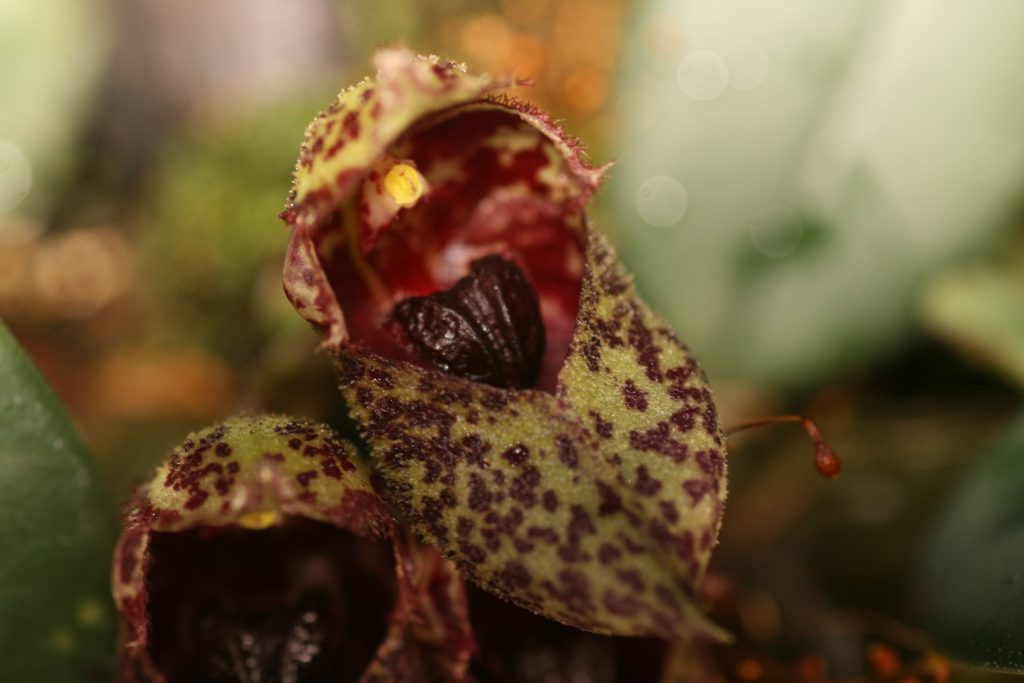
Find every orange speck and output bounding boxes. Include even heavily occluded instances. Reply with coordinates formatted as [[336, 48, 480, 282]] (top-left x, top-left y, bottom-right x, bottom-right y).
[[867, 643, 901, 678], [501, 0, 552, 26], [561, 67, 608, 114], [507, 34, 547, 81], [34, 228, 129, 318], [460, 14, 513, 69], [736, 659, 763, 681], [923, 652, 950, 683], [796, 655, 827, 683], [553, 0, 622, 69], [90, 350, 235, 419]]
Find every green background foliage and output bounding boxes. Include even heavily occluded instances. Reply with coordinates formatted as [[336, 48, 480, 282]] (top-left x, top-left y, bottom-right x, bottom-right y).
[[922, 412, 1024, 673], [0, 322, 118, 682]]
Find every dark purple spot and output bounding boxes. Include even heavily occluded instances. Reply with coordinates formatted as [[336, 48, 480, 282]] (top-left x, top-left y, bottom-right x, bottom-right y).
[[659, 501, 679, 524], [499, 561, 532, 589], [629, 423, 689, 462], [468, 473, 493, 512], [615, 569, 646, 593], [683, 479, 714, 505], [603, 591, 641, 615], [184, 490, 208, 510], [556, 436, 579, 469], [502, 444, 529, 467], [622, 380, 649, 411], [634, 465, 662, 496], [595, 481, 624, 517], [598, 543, 622, 564], [589, 411, 614, 438], [628, 313, 663, 382], [460, 543, 486, 564]]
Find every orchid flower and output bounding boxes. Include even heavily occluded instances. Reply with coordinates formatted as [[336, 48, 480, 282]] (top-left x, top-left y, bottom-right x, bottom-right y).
[[112, 416, 472, 682], [281, 48, 729, 642]]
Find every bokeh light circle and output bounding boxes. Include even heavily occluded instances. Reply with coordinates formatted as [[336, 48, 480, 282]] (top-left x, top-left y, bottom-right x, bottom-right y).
[[0, 140, 32, 213], [636, 175, 688, 227], [749, 204, 803, 258], [676, 50, 729, 101], [723, 40, 771, 91]]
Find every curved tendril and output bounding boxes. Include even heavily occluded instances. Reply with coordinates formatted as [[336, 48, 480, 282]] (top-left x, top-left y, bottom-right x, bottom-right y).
[[726, 414, 842, 480]]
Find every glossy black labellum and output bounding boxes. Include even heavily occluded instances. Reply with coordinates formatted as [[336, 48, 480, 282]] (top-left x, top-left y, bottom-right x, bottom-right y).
[[392, 255, 545, 389]]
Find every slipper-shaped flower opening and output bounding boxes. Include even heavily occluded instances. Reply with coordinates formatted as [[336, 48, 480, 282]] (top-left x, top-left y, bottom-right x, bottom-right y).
[[282, 50, 598, 393], [112, 415, 472, 683], [283, 49, 728, 641]]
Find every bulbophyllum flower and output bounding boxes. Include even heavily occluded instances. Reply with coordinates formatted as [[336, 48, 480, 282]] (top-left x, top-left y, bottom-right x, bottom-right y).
[[282, 48, 729, 641], [111, 415, 473, 683]]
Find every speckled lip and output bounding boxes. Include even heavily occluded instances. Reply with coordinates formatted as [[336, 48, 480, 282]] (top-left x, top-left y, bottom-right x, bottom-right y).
[[281, 49, 730, 644], [111, 415, 473, 683]]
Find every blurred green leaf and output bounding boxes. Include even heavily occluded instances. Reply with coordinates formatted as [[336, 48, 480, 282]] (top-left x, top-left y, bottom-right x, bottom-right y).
[[0, 0, 108, 212], [0, 321, 118, 682], [921, 411, 1024, 673], [142, 99, 328, 361], [922, 250, 1024, 390], [613, 0, 1024, 390]]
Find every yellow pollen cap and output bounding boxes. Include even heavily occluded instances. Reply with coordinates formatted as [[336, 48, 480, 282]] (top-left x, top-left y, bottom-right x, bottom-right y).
[[237, 510, 281, 530], [383, 162, 426, 208]]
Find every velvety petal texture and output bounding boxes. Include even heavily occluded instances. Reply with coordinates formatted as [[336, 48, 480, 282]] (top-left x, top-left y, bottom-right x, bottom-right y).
[[335, 350, 722, 640], [559, 230, 726, 597], [112, 415, 472, 683], [281, 48, 728, 641]]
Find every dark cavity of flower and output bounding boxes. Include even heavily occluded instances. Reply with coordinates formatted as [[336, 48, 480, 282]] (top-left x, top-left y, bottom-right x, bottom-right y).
[[146, 519, 394, 683]]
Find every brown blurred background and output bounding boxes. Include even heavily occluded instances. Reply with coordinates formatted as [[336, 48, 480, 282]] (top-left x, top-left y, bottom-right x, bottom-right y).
[[0, 0, 638, 491], [3, 1, 1024, 680]]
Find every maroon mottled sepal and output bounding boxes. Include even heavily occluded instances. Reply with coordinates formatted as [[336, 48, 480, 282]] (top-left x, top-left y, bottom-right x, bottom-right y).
[[111, 415, 472, 683], [558, 229, 727, 599], [331, 266, 726, 641], [363, 539, 475, 682]]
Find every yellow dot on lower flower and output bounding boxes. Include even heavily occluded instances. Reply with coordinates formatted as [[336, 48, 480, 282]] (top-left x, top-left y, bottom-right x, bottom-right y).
[[50, 627, 75, 654], [76, 598, 106, 627], [237, 510, 281, 530], [383, 162, 426, 208]]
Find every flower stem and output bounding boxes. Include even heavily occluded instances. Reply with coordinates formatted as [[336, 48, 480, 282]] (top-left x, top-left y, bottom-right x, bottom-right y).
[[726, 415, 842, 480]]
